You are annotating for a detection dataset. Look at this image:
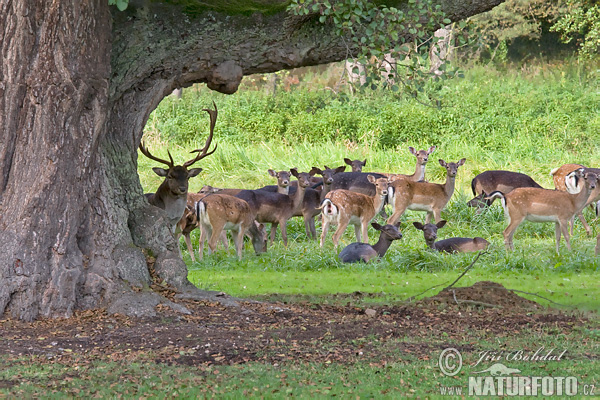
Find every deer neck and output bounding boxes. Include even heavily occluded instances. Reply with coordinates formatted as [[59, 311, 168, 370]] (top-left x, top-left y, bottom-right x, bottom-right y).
[[411, 162, 426, 182], [443, 174, 457, 200], [320, 183, 332, 202], [292, 184, 307, 213], [277, 185, 289, 195], [371, 234, 393, 257], [425, 238, 436, 249], [372, 192, 387, 213], [573, 183, 593, 211]]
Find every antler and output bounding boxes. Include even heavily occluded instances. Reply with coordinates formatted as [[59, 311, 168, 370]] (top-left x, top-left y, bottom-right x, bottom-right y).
[[185, 101, 218, 167], [139, 141, 175, 168]]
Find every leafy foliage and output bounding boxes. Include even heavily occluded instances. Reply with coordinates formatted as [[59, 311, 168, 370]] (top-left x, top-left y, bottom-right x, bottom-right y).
[[552, 0, 600, 59], [287, 0, 459, 103], [108, 0, 128, 11]]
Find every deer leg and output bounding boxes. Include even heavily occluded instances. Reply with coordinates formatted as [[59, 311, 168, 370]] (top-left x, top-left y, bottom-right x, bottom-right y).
[[198, 224, 210, 257], [386, 202, 408, 225], [361, 221, 369, 243], [208, 221, 226, 254], [184, 233, 196, 262], [558, 220, 571, 251], [269, 222, 279, 244], [503, 215, 524, 252], [432, 209, 442, 223], [425, 211, 434, 224], [231, 227, 244, 260], [332, 217, 350, 248], [320, 215, 331, 248], [280, 219, 289, 247], [308, 216, 317, 240], [354, 224, 361, 242], [577, 212, 592, 236], [220, 231, 229, 250]]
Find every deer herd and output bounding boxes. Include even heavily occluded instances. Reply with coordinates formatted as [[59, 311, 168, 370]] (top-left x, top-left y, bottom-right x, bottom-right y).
[[139, 103, 600, 263]]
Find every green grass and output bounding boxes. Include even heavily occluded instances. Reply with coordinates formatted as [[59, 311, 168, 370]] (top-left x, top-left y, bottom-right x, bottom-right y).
[[138, 62, 600, 313]]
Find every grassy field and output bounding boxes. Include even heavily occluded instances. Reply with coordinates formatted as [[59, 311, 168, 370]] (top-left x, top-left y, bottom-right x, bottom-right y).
[[6, 63, 597, 398], [139, 61, 600, 313]]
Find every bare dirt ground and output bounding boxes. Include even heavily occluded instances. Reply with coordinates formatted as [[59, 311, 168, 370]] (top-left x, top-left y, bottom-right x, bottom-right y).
[[0, 281, 592, 368]]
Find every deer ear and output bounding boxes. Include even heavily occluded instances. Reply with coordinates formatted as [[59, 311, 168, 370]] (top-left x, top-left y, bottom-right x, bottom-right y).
[[458, 158, 466, 166], [268, 169, 277, 178], [394, 221, 402, 229], [344, 158, 352, 165], [362, 159, 367, 166], [367, 175, 376, 183], [152, 167, 168, 177], [335, 166, 347, 173], [437, 220, 447, 229], [309, 167, 322, 175], [290, 168, 299, 178], [438, 159, 445, 167], [188, 168, 203, 178], [371, 222, 382, 231], [428, 145, 436, 154], [413, 222, 424, 230], [409, 146, 416, 155]]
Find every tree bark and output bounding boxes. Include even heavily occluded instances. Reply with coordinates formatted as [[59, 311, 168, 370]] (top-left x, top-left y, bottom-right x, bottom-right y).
[[0, 0, 505, 320]]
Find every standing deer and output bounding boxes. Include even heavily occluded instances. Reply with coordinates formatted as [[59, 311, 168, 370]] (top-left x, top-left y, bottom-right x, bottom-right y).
[[140, 103, 217, 233], [309, 165, 346, 201], [320, 175, 389, 248], [488, 168, 598, 252], [387, 158, 466, 225], [390, 146, 437, 182], [413, 220, 489, 253], [551, 163, 600, 235], [338, 222, 403, 263], [344, 158, 367, 172], [235, 169, 313, 246], [467, 170, 543, 209], [195, 194, 267, 260]]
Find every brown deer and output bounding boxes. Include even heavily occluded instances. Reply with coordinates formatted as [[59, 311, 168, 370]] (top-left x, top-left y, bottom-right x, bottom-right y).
[[235, 169, 313, 246], [338, 222, 403, 263], [320, 175, 389, 248], [176, 189, 227, 262], [390, 145, 437, 182], [413, 220, 489, 253], [344, 158, 367, 172], [387, 158, 466, 225], [140, 103, 217, 233], [488, 168, 598, 252], [195, 194, 267, 260], [467, 170, 543, 209], [309, 165, 346, 201], [551, 163, 600, 235]]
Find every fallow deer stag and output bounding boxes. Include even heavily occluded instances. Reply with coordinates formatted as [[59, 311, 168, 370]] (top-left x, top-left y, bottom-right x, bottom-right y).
[[140, 103, 218, 233], [338, 222, 403, 263], [387, 159, 466, 225], [488, 168, 598, 252], [551, 163, 600, 235], [320, 175, 389, 248], [413, 220, 489, 253], [467, 170, 543, 209], [195, 194, 267, 260]]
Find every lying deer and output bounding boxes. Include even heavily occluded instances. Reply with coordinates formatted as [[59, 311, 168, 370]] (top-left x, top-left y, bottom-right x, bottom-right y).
[[320, 175, 389, 248], [344, 158, 367, 172], [467, 170, 543, 209], [387, 158, 466, 225], [413, 220, 489, 253], [195, 193, 267, 260], [488, 168, 598, 252], [551, 163, 600, 235], [338, 222, 403, 263], [140, 103, 217, 233]]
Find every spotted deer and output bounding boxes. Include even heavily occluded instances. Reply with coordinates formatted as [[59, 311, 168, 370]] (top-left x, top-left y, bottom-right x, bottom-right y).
[[488, 168, 598, 252], [387, 159, 466, 225], [195, 193, 267, 260], [320, 175, 389, 248]]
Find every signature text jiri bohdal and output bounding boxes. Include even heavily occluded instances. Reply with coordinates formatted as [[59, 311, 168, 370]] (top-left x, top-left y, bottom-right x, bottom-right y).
[[473, 347, 567, 367]]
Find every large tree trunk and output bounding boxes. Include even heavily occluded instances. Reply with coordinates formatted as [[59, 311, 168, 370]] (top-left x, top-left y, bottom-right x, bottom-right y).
[[0, 0, 505, 321]]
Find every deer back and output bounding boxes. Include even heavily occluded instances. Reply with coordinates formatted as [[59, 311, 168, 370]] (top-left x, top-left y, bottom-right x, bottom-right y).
[[325, 189, 377, 220], [330, 172, 387, 195], [433, 237, 489, 253]]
